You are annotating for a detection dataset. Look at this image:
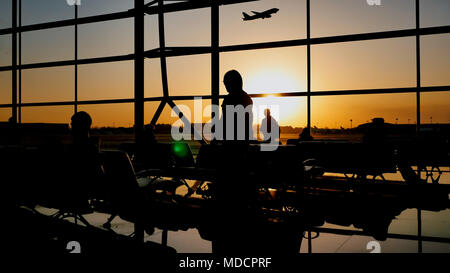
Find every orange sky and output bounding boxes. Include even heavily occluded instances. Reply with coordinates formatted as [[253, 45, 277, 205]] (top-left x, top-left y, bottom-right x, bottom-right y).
[[0, 0, 449, 128]]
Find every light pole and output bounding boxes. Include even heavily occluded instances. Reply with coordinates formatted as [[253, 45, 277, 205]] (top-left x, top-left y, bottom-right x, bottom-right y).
[[350, 119, 353, 129]]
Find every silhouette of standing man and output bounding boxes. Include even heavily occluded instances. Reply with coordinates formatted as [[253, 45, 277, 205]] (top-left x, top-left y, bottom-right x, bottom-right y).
[[220, 70, 254, 142], [69, 111, 104, 200], [260, 108, 280, 143]]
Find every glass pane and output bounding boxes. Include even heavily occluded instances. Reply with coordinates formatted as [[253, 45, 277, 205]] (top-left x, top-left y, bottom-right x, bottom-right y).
[[144, 101, 162, 125], [311, 93, 417, 139], [21, 106, 73, 123], [22, 67, 74, 103], [0, 0, 11, 29], [0, 71, 12, 104], [253, 96, 307, 143], [422, 34, 450, 87], [22, 26, 74, 64], [77, 103, 134, 149], [311, 0, 414, 38], [78, 103, 133, 128], [22, 0, 74, 26], [220, 46, 306, 95], [157, 101, 192, 126], [0, 34, 11, 67], [421, 91, 450, 125], [312, 37, 416, 91], [165, 8, 210, 47], [0, 108, 11, 122], [167, 55, 210, 96], [78, 61, 133, 101], [145, 14, 159, 51], [145, 58, 163, 98], [154, 100, 210, 144], [421, 0, 450, 28], [78, 0, 132, 18], [220, 0, 306, 46], [79, 18, 133, 59]]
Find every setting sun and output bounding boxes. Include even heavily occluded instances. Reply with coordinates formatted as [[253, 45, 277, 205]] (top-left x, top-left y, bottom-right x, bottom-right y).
[[245, 68, 304, 94], [252, 95, 306, 127]]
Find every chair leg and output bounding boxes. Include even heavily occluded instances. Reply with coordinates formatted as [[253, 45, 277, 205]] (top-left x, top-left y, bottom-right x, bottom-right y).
[[103, 213, 117, 229], [133, 222, 145, 242]]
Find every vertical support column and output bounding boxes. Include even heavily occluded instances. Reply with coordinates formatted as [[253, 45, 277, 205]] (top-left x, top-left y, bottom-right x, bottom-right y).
[[306, 0, 311, 135], [18, 0, 21, 123], [158, 0, 169, 98], [12, 0, 17, 123], [211, 0, 220, 121], [415, 2, 422, 254], [417, 208, 422, 253], [415, 0, 421, 134], [75, 4, 78, 113], [162, 229, 168, 246], [134, 0, 145, 147], [307, 230, 312, 254]]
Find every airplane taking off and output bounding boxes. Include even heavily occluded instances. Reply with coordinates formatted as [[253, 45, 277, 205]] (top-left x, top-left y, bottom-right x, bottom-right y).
[[242, 8, 279, 21]]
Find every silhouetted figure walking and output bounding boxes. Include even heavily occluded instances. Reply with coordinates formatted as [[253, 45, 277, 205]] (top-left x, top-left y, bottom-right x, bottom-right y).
[[220, 70, 254, 142]]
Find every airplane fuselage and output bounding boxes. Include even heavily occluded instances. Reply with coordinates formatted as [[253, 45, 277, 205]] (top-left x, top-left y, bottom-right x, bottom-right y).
[[243, 8, 279, 21]]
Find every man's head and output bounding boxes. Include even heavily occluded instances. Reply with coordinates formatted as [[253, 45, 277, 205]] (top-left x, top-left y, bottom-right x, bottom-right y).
[[223, 70, 243, 95], [71, 111, 92, 138], [264, 108, 271, 117]]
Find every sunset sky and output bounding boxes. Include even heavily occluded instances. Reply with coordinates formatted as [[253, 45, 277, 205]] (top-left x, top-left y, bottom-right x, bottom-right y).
[[0, 0, 449, 128]]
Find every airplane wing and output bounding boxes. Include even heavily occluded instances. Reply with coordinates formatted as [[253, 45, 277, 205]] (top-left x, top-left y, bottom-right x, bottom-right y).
[[251, 11, 261, 15]]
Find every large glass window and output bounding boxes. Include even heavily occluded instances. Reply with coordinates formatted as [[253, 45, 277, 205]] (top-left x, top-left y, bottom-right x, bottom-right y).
[[311, 0, 415, 38], [312, 37, 416, 91], [220, 47, 307, 95], [420, 0, 450, 28], [78, 0, 132, 18], [22, 66, 74, 103], [0, 34, 11, 67], [0, 0, 11, 29], [145, 58, 163, 98], [22, 0, 74, 26], [311, 93, 416, 138], [220, 0, 306, 46], [0, 108, 11, 121], [167, 54, 211, 96], [78, 61, 133, 101], [21, 105, 73, 123], [78, 103, 133, 128], [22, 26, 74, 64], [0, 71, 12, 104], [422, 34, 450, 87], [421, 92, 450, 125], [165, 8, 210, 47], [79, 19, 133, 59]]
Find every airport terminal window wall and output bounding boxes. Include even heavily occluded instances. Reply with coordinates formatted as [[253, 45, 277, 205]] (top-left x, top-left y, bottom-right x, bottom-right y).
[[0, 0, 449, 254], [0, 0, 449, 131]]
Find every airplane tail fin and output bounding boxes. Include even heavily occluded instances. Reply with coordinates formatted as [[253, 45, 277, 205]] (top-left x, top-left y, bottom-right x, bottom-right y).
[[242, 12, 251, 20]]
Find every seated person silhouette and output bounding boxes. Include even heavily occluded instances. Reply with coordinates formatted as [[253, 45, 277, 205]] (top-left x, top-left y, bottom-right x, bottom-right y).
[[219, 69, 254, 142], [259, 108, 280, 143], [299, 127, 314, 141]]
